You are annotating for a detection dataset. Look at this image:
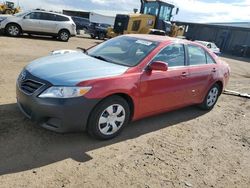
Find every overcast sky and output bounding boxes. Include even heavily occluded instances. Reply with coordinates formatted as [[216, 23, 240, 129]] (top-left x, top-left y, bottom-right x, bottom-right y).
[[9, 0, 250, 23]]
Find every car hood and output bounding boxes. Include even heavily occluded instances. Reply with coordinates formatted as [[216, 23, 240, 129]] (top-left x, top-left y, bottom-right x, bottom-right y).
[[4, 16, 22, 22], [25, 52, 129, 86], [0, 15, 12, 19]]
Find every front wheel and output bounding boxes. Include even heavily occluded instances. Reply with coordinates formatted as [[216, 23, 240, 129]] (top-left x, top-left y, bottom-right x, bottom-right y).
[[87, 96, 130, 140], [6, 24, 21, 37], [199, 84, 221, 110], [58, 30, 70, 42]]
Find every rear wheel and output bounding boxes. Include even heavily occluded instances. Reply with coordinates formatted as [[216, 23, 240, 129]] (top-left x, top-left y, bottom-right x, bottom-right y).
[[199, 83, 220, 110], [6, 24, 21, 37], [98, 32, 105, 40], [58, 30, 70, 42], [87, 96, 130, 140]]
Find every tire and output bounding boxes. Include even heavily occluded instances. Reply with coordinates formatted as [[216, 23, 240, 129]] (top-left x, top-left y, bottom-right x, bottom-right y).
[[87, 96, 130, 140], [58, 30, 70, 42], [4, 9, 12, 14], [98, 32, 105, 40], [5, 24, 21, 37], [90, 34, 96, 39], [199, 83, 221, 110]]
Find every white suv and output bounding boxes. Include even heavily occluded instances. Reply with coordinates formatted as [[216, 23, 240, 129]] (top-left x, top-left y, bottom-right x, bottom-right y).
[[0, 10, 76, 41]]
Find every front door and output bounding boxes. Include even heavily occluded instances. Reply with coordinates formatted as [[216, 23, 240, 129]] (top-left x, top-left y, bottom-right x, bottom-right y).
[[139, 43, 190, 116], [21, 12, 41, 32]]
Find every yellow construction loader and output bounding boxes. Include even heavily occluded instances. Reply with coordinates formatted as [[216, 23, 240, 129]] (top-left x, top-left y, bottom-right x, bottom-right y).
[[0, 1, 20, 14], [107, 0, 184, 38]]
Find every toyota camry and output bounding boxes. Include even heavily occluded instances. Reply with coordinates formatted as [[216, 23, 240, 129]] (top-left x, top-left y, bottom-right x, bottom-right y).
[[16, 35, 230, 139]]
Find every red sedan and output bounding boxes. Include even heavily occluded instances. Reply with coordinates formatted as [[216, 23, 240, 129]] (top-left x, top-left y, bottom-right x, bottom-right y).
[[17, 34, 230, 139]]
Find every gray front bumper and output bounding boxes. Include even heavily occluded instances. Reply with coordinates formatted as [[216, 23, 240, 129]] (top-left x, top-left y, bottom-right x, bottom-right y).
[[16, 84, 100, 133]]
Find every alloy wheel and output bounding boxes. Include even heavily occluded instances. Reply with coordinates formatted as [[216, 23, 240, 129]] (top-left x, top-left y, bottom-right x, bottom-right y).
[[8, 26, 19, 36], [60, 32, 69, 41]]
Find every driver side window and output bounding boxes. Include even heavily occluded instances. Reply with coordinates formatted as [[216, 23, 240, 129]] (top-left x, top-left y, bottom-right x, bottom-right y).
[[152, 44, 185, 67], [25, 12, 41, 20]]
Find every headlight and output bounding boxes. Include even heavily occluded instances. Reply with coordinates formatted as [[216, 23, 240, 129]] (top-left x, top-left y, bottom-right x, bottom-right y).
[[0, 18, 6, 22], [39, 86, 92, 98]]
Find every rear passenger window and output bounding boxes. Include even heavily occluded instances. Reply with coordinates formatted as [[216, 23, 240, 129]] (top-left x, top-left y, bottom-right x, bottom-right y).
[[56, 15, 70, 21], [206, 53, 216, 64], [152, 44, 185, 67], [40, 13, 56, 21], [188, 45, 206, 65]]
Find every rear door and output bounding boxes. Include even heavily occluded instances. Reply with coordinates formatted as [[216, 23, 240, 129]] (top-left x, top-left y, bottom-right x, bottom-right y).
[[38, 13, 57, 33], [185, 44, 218, 104], [139, 43, 190, 116]]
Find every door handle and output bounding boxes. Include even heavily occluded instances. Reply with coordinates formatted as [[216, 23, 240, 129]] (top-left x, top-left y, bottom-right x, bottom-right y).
[[181, 72, 188, 77], [212, 68, 217, 73]]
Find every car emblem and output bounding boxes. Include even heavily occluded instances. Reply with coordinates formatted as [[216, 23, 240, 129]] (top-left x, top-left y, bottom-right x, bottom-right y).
[[19, 70, 27, 82]]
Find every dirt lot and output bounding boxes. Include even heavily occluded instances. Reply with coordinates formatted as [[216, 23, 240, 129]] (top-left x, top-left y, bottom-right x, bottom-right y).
[[0, 35, 250, 188]]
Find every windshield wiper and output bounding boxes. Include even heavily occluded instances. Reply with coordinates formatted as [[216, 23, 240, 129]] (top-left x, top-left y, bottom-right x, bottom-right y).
[[77, 47, 88, 54], [89, 54, 125, 66], [89, 55, 111, 62]]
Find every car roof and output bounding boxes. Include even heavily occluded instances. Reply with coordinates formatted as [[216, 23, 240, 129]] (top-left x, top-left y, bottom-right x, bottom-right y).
[[195, 40, 216, 45], [125, 34, 186, 43], [31, 10, 71, 19], [195, 40, 209, 44], [123, 34, 213, 49]]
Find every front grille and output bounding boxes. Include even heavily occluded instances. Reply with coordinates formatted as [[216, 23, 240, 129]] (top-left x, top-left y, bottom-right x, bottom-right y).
[[20, 80, 44, 95]]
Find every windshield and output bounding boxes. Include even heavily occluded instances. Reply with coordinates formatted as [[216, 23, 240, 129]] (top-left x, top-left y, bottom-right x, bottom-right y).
[[14, 11, 28, 17], [87, 36, 159, 67], [143, 2, 160, 16]]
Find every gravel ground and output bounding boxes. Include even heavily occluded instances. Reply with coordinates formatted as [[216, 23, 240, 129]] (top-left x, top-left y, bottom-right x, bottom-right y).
[[0, 35, 249, 188]]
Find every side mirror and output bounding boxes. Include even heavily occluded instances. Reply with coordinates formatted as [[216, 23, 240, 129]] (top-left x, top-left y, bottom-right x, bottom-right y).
[[149, 61, 168, 71]]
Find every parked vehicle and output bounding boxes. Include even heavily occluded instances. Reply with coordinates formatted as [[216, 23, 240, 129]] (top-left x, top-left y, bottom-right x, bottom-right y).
[[0, 1, 21, 14], [89, 12, 115, 26], [107, 0, 184, 38], [195, 40, 221, 55], [86, 22, 111, 40], [0, 10, 76, 41], [16, 35, 230, 139], [232, 45, 250, 58], [71, 16, 90, 31]]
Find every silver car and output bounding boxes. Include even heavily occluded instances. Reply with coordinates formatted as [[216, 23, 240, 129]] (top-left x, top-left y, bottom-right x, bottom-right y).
[[0, 10, 76, 41]]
